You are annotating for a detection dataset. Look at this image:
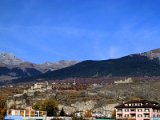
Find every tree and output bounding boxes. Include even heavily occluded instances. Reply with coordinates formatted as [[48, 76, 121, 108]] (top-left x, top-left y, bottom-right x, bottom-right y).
[[33, 101, 42, 110], [112, 109, 116, 119], [130, 96, 141, 100], [0, 97, 7, 120], [59, 107, 66, 116], [84, 110, 92, 117], [33, 99, 59, 117]]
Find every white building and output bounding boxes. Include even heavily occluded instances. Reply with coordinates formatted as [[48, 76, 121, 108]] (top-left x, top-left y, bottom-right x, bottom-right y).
[[6, 108, 47, 120]]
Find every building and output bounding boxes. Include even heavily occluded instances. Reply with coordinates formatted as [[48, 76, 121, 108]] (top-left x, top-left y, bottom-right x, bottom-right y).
[[115, 100, 160, 120], [5, 108, 47, 120], [74, 111, 84, 117]]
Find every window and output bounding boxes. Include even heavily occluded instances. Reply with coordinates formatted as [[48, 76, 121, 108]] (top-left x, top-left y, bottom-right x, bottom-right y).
[[25, 110, 29, 117], [117, 109, 122, 112], [144, 109, 150, 112], [117, 114, 122, 118], [153, 114, 157, 118], [125, 109, 129, 112], [20, 110, 24, 116], [153, 109, 157, 112], [130, 114, 136, 118], [35, 111, 39, 117], [31, 111, 35, 117], [144, 114, 150, 118], [137, 109, 142, 112], [137, 114, 143, 117], [125, 114, 129, 118], [125, 104, 128, 106], [130, 109, 136, 112], [39, 111, 43, 116]]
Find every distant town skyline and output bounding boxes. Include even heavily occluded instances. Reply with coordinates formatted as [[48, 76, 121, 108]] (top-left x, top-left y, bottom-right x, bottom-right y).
[[1, 0, 160, 63]]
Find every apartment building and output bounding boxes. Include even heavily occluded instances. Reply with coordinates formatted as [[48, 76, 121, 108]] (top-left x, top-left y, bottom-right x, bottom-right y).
[[115, 100, 160, 120]]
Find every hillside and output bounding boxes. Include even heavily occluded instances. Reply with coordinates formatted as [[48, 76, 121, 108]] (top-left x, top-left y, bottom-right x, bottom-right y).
[[36, 55, 160, 79]]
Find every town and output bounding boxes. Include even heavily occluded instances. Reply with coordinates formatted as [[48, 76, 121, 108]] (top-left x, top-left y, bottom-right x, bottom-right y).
[[1, 78, 160, 120]]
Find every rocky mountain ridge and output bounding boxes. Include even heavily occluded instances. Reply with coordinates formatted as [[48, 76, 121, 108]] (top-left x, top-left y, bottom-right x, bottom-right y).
[[0, 52, 78, 81], [140, 48, 160, 60], [0, 52, 24, 65]]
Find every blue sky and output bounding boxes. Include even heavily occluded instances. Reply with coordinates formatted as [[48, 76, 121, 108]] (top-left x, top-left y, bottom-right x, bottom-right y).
[[0, 0, 160, 63]]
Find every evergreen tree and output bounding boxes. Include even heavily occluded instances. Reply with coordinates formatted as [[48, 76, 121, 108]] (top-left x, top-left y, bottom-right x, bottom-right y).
[[59, 107, 66, 116]]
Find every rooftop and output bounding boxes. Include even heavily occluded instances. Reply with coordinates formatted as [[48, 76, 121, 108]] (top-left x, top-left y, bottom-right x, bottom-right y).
[[115, 100, 160, 109]]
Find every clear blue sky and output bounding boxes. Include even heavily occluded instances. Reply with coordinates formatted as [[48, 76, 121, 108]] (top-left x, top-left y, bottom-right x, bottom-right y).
[[0, 0, 160, 63]]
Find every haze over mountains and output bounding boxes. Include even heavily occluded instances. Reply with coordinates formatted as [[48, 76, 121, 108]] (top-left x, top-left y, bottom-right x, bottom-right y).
[[1, 48, 160, 84], [0, 52, 78, 81]]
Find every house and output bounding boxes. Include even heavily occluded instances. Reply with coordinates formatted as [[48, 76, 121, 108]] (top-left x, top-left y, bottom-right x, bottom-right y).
[[74, 111, 84, 117], [115, 100, 160, 120]]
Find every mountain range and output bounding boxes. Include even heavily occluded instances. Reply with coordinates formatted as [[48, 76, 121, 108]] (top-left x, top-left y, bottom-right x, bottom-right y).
[[1, 48, 160, 84], [28, 48, 160, 80], [0, 52, 78, 81]]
